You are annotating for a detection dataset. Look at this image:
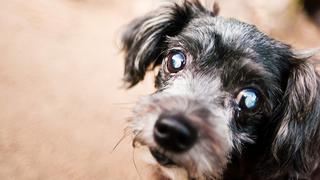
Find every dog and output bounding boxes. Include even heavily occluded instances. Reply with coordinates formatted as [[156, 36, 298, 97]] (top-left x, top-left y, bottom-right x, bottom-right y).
[[121, 1, 320, 179]]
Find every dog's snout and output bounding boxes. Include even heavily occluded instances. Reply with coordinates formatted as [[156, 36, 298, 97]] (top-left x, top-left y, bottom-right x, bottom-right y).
[[154, 115, 197, 152]]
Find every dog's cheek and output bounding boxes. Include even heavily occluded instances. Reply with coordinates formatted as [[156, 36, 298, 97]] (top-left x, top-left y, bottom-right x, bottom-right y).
[[131, 97, 161, 147], [211, 108, 234, 170], [183, 107, 234, 178]]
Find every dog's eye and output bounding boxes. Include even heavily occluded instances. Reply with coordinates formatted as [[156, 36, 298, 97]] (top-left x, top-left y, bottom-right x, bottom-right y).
[[235, 88, 259, 110], [167, 51, 186, 73]]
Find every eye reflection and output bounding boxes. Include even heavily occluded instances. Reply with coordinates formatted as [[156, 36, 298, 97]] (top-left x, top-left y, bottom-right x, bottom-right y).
[[167, 51, 186, 73], [236, 88, 259, 110]]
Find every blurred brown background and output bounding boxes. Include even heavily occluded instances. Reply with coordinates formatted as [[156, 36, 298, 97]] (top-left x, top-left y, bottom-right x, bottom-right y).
[[0, 0, 319, 179]]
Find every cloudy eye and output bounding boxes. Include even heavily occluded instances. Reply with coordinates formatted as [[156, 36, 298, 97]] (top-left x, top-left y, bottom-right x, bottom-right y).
[[235, 88, 259, 110], [167, 51, 186, 73]]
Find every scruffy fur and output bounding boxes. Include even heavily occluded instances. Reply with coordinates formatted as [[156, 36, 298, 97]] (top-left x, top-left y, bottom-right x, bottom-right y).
[[121, 1, 320, 179]]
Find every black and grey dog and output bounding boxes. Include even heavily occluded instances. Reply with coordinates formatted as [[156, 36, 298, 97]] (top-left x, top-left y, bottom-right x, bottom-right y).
[[121, 1, 320, 179]]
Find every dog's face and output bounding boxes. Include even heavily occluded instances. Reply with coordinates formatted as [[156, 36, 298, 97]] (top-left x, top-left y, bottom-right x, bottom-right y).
[[121, 1, 319, 179]]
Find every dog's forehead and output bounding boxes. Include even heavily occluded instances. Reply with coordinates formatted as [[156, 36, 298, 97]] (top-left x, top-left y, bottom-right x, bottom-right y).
[[169, 16, 269, 60], [166, 16, 291, 95], [175, 16, 289, 58]]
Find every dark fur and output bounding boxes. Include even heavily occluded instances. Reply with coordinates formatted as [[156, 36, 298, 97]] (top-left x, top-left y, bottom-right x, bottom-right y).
[[121, 1, 320, 179]]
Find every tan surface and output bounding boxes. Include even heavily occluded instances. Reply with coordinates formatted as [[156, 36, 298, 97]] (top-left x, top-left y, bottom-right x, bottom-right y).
[[0, 0, 319, 179]]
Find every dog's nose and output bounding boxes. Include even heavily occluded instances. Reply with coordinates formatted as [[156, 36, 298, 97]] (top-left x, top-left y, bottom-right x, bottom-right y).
[[154, 115, 197, 152]]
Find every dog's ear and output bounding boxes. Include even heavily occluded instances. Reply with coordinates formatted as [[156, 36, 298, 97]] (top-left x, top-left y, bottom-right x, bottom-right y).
[[121, 0, 217, 88], [272, 51, 320, 174]]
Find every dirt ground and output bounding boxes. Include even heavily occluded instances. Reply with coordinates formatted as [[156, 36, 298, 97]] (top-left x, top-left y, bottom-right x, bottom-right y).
[[0, 0, 319, 179]]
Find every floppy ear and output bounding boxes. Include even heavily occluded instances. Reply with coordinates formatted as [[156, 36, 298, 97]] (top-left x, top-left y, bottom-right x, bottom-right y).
[[272, 52, 320, 175], [121, 0, 217, 88]]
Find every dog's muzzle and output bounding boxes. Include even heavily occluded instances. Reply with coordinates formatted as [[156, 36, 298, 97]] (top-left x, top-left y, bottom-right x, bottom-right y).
[[150, 114, 198, 166], [153, 114, 198, 152]]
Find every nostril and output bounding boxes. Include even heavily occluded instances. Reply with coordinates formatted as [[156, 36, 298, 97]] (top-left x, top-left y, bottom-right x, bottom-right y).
[[154, 115, 197, 152], [154, 123, 170, 139], [156, 122, 169, 134]]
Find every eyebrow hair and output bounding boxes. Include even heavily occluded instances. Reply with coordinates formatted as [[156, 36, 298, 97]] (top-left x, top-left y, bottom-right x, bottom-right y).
[[220, 57, 273, 89]]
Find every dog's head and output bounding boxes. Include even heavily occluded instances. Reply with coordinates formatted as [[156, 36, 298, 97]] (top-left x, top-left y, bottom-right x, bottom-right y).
[[121, 1, 320, 179]]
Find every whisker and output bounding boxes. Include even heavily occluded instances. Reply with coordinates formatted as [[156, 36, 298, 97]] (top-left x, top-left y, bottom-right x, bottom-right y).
[[133, 147, 143, 180], [110, 130, 131, 153]]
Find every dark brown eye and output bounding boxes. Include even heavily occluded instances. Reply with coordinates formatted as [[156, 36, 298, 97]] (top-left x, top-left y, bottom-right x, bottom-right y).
[[235, 88, 259, 110], [167, 51, 186, 73]]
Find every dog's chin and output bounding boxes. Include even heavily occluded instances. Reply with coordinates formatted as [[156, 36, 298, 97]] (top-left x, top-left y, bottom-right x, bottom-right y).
[[149, 148, 176, 167], [149, 147, 192, 180], [133, 137, 181, 167]]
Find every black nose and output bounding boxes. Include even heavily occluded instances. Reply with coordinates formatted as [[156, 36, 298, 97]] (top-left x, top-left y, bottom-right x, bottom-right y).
[[154, 115, 197, 152]]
